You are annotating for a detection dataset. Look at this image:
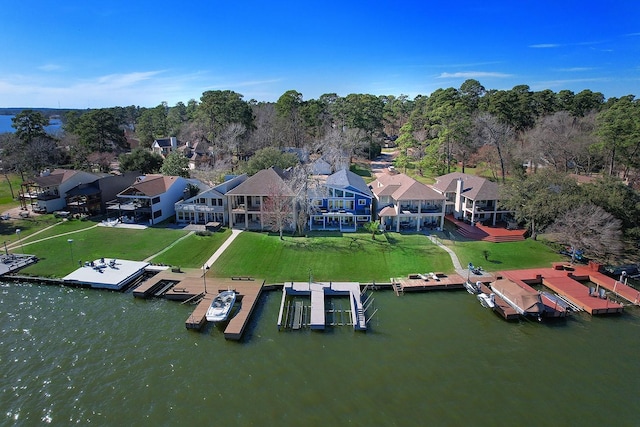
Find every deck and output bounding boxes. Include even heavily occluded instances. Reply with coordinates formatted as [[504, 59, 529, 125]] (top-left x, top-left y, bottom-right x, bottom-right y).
[[446, 215, 526, 242], [499, 264, 626, 315], [477, 283, 519, 320], [393, 272, 466, 293]]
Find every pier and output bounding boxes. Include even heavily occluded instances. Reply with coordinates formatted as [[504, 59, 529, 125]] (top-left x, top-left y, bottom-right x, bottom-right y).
[[392, 272, 466, 293], [277, 281, 368, 331]]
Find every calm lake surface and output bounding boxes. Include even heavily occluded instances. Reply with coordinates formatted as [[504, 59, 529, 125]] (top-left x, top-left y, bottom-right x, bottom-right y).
[[1, 280, 639, 426], [0, 115, 62, 136]]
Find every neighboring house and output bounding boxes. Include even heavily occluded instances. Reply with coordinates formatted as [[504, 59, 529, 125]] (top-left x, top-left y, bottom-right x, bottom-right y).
[[178, 140, 211, 170], [174, 174, 247, 225], [283, 147, 309, 163], [370, 173, 446, 232], [310, 157, 332, 175], [308, 169, 373, 232], [226, 167, 296, 231], [106, 174, 188, 225], [152, 137, 178, 158], [65, 172, 139, 215], [20, 169, 102, 213], [431, 172, 512, 226]]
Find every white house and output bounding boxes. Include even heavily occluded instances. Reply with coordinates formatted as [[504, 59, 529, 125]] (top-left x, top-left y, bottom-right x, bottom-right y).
[[174, 174, 247, 225]]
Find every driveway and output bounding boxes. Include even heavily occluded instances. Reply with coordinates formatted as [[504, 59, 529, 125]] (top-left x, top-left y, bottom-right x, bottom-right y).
[[370, 150, 398, 178]]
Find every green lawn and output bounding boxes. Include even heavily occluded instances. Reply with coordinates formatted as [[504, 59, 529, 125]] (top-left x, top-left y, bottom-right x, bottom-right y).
[[150, 228, 232, 268], [209, 231, 453, 283], [0, 173, 22, 212], [18, 227, 189, 277], [437, 236, 563, 271]]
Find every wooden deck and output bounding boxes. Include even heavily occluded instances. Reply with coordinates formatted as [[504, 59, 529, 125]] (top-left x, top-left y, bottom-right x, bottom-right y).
[[499, 265, 625, 315], [477, 283, 519, 320], [394, 273, 466, 293], [446, 215, 526, 243], [223, 279, 264, 340]]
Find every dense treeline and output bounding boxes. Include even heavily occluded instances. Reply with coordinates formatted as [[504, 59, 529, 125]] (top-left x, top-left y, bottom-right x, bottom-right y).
[[1, 80, 639, 255]]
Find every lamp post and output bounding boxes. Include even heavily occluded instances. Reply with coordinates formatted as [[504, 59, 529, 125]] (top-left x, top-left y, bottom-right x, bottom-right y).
[[202, 264, 210, 294], [15, 229, 24, 253], [67, 239, 74, 266]]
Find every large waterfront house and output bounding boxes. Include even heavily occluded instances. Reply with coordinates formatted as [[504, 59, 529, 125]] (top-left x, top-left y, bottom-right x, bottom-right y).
[[20, 169, 103, 213], [370, 173, 446, 232], [174, 174, 247, 226], [226, 167, 296, 230], [106, 174, 189, 225], [308, 169, 373, 232], [431, 172, 512, 226], [65, 172, 139, 215], [152, 137, 178, 158]]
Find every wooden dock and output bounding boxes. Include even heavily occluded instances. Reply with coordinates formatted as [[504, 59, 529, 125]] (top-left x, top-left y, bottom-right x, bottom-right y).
[[394, 273, 466, 293], [477, 283, 519, 320], [223, 279, 264, 340]]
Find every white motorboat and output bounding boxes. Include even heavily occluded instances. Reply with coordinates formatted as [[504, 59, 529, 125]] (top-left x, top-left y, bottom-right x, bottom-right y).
[[464, 280, 482, 294], [206, 290, 236, 322], [477, 292, 495, 309]]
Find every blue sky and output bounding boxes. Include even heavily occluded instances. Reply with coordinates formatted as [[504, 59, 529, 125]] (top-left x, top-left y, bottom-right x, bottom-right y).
[[1, 0, 639, 108]]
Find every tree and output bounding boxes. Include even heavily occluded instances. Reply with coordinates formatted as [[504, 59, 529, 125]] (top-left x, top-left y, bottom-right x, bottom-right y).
[[119, 148, 164, 174], [262, 181, 295, 240], [473, 113, 514, 183], [244, 147, 298, 175], [500, 170, 582, 239], [160, 152, 190, 178], [363, 220, 380, 240], [136, 104, 168, 148], [11, 110, 49, 143], [595, 96, 640, 177], [548, 204, 623, 263], [275, 90, 305, 148], [73, 109, 127, 153], [196, 90, 253, 142]]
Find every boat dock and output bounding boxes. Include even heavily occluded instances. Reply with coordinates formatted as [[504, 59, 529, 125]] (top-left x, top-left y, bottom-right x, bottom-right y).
[[0, 254, 38, 276], [277, 281, 368, 331], [391, 272, 466, 294], [477, 282, 519, 320], [499, 264, 625, 315]]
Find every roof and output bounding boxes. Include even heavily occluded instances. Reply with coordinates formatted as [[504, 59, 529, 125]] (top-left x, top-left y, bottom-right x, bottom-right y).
[[119, 175, 184, 197], [491, 278, 544, 314], [226, 167, 294, 196], [325, 169, 373, 198], [370, 173, 444, 201], [66, 181, 101, 196], [153, 137, 176, 147], [28, 169, 90, 187], [432, 172, 500, 200]]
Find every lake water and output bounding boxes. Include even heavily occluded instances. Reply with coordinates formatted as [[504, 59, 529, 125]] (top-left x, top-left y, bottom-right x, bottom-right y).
[[0, 115, 63, 136], [1, 280, 639, 426]]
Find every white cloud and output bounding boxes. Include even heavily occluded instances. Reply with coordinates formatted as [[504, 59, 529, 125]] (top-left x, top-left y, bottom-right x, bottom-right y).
[[438, 71, 512, 79], [38, 64, 63, 72], [529, 43, 561, 48], [556, 67, 595, 72]]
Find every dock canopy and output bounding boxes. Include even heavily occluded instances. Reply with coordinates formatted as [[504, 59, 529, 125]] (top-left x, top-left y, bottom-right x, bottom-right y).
[[491, 278, 544, 315]]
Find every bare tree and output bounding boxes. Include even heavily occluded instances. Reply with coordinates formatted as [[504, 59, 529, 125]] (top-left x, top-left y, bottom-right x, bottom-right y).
[[262, 181, 295, 240], [548, 203, 623, 263], [473, 113, 514, 183], [522, 111, 597, 173]]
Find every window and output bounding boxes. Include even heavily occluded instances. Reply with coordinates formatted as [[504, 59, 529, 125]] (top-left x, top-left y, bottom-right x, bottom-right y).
[[345, 191, 354, 198], [153, 209, 162, 218], [152, 196, 161, 204], [358, 199, 367, 206], [335, 189, 343, 197]]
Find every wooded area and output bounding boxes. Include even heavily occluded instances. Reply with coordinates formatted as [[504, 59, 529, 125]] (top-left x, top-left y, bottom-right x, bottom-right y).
[[1, 80, 639, 259]]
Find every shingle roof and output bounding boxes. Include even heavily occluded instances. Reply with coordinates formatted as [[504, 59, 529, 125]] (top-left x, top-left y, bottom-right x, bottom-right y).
[[432, 172, 500, 200], [325, 169, 373, 197], [29, 169, 82, 187], [120, 175, 183, 197], [226, 167, 294, 196], [370, 173, 444, 201]]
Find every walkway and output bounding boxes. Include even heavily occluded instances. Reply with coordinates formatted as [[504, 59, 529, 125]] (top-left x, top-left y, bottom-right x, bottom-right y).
[[144, 231, 194, 262], [427, 234, 492, 282], [204, 228, 243, 268]]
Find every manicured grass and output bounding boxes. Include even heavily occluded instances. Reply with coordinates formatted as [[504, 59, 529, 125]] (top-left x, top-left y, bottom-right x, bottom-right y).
[[0, 173, 22, 212], [436, 236, 564, 272], [18, 227, 189, 277], [210, 231, 453, 283], [0, 215, 66, 245], [150, 228, 232, 268]]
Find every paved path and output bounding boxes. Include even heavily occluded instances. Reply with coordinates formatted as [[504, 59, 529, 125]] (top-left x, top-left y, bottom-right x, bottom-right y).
[[427, 234, 492, 281], [204, 228, 243, 268], [6, 223, 98, 250]]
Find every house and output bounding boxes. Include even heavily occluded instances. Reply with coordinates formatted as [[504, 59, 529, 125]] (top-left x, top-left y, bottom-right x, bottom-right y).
[[106, 174, 188, 225], [20, 169, 102, 213], [369, 173, 446, 232], [152, 137, 178, 158], [431, 172, 512, 226], [178, 140, 211, 170], [65, 172, 139, 215], [308, 169, 373, 232], [226, 167, 296, 231], [174, 174, 247, 225], [310, 157, 332, 175]]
